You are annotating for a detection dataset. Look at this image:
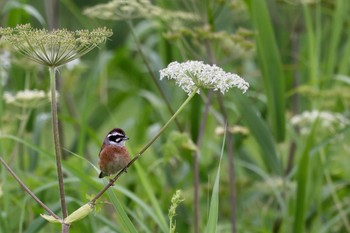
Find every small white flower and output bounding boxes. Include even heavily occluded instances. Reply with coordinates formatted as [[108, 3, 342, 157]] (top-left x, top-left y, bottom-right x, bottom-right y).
[[15, 89, 46, 101], [3, 89, 52, 108], [160, 61, 249, 95], [291, 110, 350, 134], [3, 92, 15, 103]]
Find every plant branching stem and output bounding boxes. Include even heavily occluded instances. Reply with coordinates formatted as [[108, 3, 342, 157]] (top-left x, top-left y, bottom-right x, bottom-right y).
[[49, 67, 69, 232], [0, 156, 60, 220], [126, 20, 182, 131], [90, 88, 199, 204]]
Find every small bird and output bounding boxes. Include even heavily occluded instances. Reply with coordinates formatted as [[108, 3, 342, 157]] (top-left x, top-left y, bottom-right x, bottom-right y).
[[98, 128, 131, 178]]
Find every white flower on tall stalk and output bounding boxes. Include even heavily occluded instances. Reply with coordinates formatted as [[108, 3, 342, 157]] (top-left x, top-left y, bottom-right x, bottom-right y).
[[291, 110, 350, 134], [0, 24, 113, 225], [160, 61, 249, 95]]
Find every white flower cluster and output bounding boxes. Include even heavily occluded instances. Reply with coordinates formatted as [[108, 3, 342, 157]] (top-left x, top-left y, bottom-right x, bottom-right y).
[[291, 110, 350, 134], [84, 0, 198, 23], [160, 61, 249, 95], [3, 89, 54, 108]]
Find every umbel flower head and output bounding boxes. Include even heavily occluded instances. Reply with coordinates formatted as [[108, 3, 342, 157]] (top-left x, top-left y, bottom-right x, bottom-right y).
[[84, 0, 198, 23], [160, 61, 249, 95], [0, 24, 112, 67], [291, 110, 350, 135], [3, 89, 58, 108]]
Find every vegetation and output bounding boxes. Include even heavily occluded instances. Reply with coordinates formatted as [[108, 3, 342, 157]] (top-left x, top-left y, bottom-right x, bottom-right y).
[[1, 0, 350, 233]]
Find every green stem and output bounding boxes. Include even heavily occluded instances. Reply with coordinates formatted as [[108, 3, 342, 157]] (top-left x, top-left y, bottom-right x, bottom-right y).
[[126, 20, 183, 131], [0, 156, 61, 220], [91, 87, 199, 204], [49, 67, 69, 229], [136, 88, 198, 157]]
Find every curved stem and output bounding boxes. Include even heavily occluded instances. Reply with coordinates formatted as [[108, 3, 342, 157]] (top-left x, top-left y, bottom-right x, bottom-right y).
[[126, 20, 183, 131], [0, 156, 61, 220], [49, 67, 69, 225], [91, 88, 199, 204]]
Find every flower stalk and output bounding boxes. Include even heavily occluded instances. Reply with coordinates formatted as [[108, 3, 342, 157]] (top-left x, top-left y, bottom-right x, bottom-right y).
[[50, 67, 69, 230], [126, 20, 182, 131], [0, 24, 112, 232]]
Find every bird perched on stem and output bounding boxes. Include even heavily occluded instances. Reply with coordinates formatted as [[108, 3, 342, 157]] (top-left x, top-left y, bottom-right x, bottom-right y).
[[98, 128, 130, 178]]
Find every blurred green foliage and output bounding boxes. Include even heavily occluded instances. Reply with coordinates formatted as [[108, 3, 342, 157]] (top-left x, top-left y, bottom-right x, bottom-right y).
[[1, 0, 350, 233]]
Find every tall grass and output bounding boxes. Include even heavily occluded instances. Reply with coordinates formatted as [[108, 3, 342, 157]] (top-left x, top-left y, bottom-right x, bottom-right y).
[[1, 0, 350, 233]]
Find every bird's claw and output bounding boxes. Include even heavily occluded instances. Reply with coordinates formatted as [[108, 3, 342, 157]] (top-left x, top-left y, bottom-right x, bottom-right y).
[[109, 179, 115, 186]]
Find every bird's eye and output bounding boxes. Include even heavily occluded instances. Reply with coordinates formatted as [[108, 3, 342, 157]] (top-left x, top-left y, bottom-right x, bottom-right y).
[[109, 134, 124, 143]]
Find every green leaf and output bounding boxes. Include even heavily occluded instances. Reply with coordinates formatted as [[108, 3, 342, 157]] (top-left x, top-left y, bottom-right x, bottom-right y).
[[245, 0, 286, 141], [25, 201, 62, 233], [293, 118, 319, 233], [324, 0, 348, 80], [113, 185, 163, 232], [2, 1, 46, 26], [205, 127, 225, 233], [63, 203, 94, 224], [134, 161, 169, 232], [106, 187, 138, 233], [40, 214, 61, 224], [234, 92, 282, 175]]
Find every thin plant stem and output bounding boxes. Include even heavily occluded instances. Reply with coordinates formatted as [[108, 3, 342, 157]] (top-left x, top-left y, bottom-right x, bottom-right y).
[[0, 156, 61, 220], [217, 94, 236, 233], [193, 90, 213, 233], [49, 67, 69, 232], [45, 0, 59, 30], [126, 20, 183, 131], [285, 20, 302, 176], [193, 150, 199, 233], [90, 88, 199, 204], [55, 70, 67, 160]]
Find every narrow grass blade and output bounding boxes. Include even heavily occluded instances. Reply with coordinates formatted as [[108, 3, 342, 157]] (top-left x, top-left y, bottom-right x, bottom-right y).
[[245, 0, 286, 141], [106, 187, 138, 233], [204, 127, 225, 233], [30, 113, 50, 171], [0, 134, 52, 156], [324, 0, 348, 80], [302, 3, 320, 86], [114, 185, 165, 231], [134, 161, 169, 232], [293, 118, 319, 233], [24, 202, 62, 233], [2, 2, 46, 26], [234, 92, 282, 175]]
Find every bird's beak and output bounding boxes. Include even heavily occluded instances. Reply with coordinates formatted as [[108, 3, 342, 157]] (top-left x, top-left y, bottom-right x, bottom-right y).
[[124, 136, 129, 141]]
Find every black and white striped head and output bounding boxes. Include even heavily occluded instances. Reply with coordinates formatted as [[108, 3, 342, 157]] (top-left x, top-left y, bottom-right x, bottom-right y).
[[105, 128, 129, 146]]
